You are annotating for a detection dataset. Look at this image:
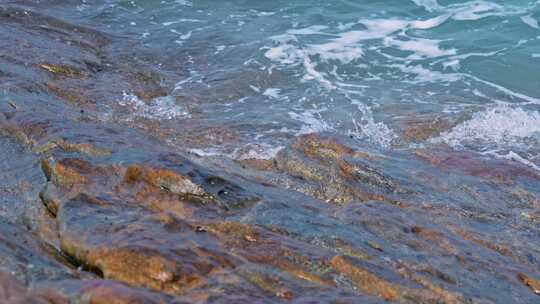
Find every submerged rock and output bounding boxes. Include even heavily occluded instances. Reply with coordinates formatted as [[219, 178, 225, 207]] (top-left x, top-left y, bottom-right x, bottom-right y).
[[272, 133, 409, 205], [0, 272, 46, 304], [32, 279, 183, 304]]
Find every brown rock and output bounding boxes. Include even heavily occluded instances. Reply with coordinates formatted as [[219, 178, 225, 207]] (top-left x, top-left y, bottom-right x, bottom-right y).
[[125, 165, 207, 197], [55, 193, 235, 295], [32, 279, 181, 304], [40, 63, 84, 78], [329, 255, 401, 301], [35, 139, 110, 157], [329, 255, 466, 303], [274, 134, 407, 205], [517, 273, 540, 296], [0, 219, 74, 284], [292, 133, 356, 161]]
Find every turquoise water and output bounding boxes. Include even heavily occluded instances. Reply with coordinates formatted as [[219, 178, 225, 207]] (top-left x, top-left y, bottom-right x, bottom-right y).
[[35, 0, 540, 167]]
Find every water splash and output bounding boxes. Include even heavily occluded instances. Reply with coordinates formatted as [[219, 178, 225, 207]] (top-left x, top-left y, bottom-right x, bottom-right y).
[[436, 105, 540, 147], [120, 93, 191, 120]]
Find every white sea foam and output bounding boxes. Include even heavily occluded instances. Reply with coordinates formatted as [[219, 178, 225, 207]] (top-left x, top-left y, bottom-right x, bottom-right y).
[[262, 88, 282, 99], [384, 37, 456, 59], [437, 106, 540, 147], [410, 14, 450, 29], [163, 19, 201, 26], [265, 15, 456, 72], [432, 1, 530, 22], [264, 16, 450, 89], [389, 64, 461, 83], [521, 15, 539, 29], [481, 150, 540, 172], [170, 29, 192, 40], [450, 1, 506, 21], [120, 93, 190, 120], [175, 0, 192, 6], [233, 144, 284, 160], [264, 34, 302, 65], [412, 1, 530, 22], [267, 19, 410, 66], [461, 74, 540, 105], [189, 148, 222, 157], [289, 108, 333, 135], [411, 0, 441, 12], [262, 4, 538, 152], [349, 100, 397, 148], [190, 144, 284, 160], [264, 16, 457, 148]]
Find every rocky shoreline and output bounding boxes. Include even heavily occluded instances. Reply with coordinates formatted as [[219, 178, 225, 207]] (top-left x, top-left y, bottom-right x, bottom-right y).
[[0, 4, 539, 303]]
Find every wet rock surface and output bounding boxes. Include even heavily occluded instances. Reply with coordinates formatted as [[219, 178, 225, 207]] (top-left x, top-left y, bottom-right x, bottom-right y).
[[0, 3, 539, 304]]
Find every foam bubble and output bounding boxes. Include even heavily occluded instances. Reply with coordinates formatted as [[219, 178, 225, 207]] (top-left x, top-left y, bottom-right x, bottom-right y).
[[262, 88, 282, 99], [349, 100, 397, 148], [437, 106, 540, 147], [120, 93, 190, 120], [189, 144, 284, 160], [302, 19, 409, 64], [264, 34, 302, 65], [289, 108, 333, 135]]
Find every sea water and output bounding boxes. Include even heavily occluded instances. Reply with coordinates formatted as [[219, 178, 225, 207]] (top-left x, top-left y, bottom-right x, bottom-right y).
[[35, 0, 540, 168]]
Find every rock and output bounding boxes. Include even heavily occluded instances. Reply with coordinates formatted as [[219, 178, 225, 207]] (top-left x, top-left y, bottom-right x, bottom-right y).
[[35, 139, 110, 158], [125, 165, 207, 198], [274, 134, 408, 204], [0, 114, 33, 148], [45, 83, 95, 107], [40, 63, 84, 78], [292, 133, 356, 161], [41, 158, 91, 188], [517, 273, 540, 296], [235, 158, 278, 172], [205, 221, 335, 287], [31, 279, 186, 304], [0, 3, 539, 303], [0, 272, 47, 304], [330, 255, 466, 303], [330, 255, 406, 301], [54, 193, 236, 295], [117, 61, 168, 102], [414, 149, 540, 183], [238, 267, 294, 300], [0, 219, 75, 284]]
